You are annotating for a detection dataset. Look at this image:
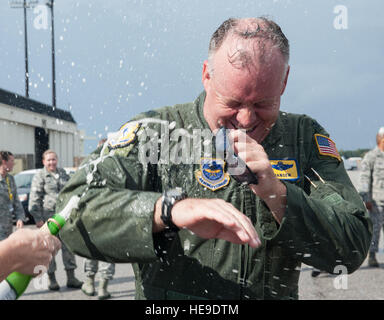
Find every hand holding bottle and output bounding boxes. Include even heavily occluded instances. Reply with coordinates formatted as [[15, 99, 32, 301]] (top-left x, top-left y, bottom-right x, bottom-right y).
[[0, 228, 61, 282]]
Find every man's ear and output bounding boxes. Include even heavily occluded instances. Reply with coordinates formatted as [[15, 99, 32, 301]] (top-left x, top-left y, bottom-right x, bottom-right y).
[[379, 137, 384, 150], [202, 60, 211, 90], [280, 65, 290, 95]]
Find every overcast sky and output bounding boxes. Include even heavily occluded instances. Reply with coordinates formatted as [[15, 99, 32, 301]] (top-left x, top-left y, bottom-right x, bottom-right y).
[[0, 0, 382, 154]]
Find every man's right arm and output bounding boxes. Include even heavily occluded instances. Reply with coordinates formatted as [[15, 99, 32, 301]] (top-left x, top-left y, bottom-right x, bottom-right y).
[[57, 148, 163, 263]]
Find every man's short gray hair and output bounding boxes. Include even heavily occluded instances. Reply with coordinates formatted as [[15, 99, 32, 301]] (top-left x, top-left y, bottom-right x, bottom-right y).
[[377, 127, 384, 144], [207, 17, 290, 74]]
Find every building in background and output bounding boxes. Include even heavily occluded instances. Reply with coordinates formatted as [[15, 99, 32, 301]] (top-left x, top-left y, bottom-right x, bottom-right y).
[[0, 87, 84, 173]]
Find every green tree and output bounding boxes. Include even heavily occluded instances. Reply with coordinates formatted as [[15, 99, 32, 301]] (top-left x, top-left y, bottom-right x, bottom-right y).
[[339, 149, 370, 158]]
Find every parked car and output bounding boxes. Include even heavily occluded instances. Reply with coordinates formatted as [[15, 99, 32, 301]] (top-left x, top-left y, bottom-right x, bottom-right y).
[[13, 167, 77, 225], [343, 157, 362, 171], [14, 169, 38, 224]]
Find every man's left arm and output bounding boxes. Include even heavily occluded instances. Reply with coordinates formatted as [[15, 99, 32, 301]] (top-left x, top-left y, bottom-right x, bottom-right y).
[[269, 153, 372, 274], [231, 129, 372, 274]]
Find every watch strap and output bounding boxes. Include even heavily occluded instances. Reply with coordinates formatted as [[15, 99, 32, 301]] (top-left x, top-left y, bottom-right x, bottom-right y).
[[160, 188, 186, 236], [161, 198, 180, 232]]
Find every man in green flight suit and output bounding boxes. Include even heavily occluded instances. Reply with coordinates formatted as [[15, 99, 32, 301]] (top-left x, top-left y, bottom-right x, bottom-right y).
[[57, 17, 371, 300]]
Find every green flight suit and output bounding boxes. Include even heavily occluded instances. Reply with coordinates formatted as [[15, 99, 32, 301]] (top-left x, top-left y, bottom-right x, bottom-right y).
[[57, 92, 371, 300]]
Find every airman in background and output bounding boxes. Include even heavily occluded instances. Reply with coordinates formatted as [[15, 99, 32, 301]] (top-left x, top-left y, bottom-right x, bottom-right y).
[[360, 127, 384, 267], [0, 151, 25, 241], [29, 149, 82, 290]]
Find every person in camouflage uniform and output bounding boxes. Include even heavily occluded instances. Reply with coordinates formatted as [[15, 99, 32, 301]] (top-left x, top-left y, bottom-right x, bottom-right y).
[[29, 149, 82, 291], [0, 151, 25, 241], [57, 17, 371, 300], [359, 127, 384, 267], [81, 259, 115, 299]]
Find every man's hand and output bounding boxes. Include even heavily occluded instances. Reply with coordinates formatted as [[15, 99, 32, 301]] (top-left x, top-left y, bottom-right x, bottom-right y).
[[229, 129, 287, 223], [6, 228, 61, 277], [153, 198, 261, 248]]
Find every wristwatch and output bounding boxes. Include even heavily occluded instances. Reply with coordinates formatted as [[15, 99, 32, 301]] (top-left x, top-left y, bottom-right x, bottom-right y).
[[161, 187, 187, 236]]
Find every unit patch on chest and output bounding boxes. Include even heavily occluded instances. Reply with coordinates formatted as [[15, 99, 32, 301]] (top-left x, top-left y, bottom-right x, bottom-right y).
[[270, 159, 300, 181], [195, 158, 230, 191]]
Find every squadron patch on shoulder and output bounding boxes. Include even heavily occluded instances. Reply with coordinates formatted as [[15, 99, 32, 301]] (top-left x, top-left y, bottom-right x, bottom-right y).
[[314, 134, 341, 161], [108, 122, 141, 150], [270, 159, 300, 181], [195, 158, 230, 191]]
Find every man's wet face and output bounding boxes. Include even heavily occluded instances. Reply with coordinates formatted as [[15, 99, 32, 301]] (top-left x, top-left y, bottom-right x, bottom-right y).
[[203, 35, 288, 142]]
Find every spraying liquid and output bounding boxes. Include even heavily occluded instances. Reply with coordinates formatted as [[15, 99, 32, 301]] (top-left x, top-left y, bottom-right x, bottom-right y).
[[0, 196, 80, 300]]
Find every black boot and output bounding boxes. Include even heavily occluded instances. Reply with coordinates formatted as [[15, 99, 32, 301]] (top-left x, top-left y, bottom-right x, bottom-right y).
[[66, 270, 83, 288], [368, 252, 379, 268], [48, 273, 60, 291], [311, 269, 322, 277]]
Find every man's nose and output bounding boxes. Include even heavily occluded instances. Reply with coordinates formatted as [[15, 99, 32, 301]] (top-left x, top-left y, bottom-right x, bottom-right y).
[[236, 105, 257, 128]]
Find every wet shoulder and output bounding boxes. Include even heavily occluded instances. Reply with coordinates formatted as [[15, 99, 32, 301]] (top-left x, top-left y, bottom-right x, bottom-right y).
[[134, 102, 194, 128], [106, 101, 195, 157], [279, 111, 329, 143], [114, 102, 195, 137], [282, 111, 327, 131]]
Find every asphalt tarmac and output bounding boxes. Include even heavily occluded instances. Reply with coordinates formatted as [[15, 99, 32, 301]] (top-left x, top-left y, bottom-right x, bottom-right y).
[[17, 169, 384, 300], [299, 169, 384, 300]]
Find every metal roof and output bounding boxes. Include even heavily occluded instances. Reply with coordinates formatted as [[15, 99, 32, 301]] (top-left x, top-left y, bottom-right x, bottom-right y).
[[0, 87, 76, 123]]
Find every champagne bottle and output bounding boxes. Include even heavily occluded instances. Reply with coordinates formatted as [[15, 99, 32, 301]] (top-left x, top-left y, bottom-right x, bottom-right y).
[[0, 214, 66, 299]]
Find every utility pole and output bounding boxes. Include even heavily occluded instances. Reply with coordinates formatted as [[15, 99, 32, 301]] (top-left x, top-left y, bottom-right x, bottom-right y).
[[10, 0, 38, 98], [23, 0, 28, 97], [46, 0, 56, 108]]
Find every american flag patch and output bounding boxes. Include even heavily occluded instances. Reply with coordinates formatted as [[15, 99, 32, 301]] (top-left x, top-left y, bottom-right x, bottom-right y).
[[314, 134, 341, 161]]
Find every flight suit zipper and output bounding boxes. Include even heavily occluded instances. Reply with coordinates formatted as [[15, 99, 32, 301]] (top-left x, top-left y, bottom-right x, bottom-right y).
[[239, 184, 251, 298]]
